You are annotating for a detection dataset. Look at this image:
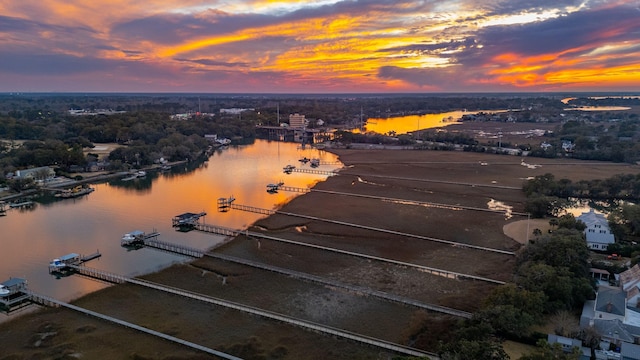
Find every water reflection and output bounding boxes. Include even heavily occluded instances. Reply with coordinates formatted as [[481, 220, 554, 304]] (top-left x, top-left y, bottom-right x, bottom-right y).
[[365, 110, 506, 135], [0, 140, 340, 320]]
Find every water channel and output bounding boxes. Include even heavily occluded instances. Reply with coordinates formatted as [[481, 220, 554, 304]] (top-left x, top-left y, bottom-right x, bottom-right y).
[[0, 140, 341, 321], [365, 110, 506, 135]]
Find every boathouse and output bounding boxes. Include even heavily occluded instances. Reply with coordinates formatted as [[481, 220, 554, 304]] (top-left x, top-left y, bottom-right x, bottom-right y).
[[0, 278, 30, 313], [172, 212, 206, 230]]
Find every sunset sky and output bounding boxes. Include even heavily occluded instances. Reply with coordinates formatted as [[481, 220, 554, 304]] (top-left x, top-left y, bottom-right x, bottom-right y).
[[1, 0, 639, 93]]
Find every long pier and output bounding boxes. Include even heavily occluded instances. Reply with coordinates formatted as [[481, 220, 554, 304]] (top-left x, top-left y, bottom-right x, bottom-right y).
[[67, 265, 437, 359], [207, 251, 473, 319], [274, 186, 528, 216], [25, 290, 242, 360], [143, 238, 204, 258], [194, 223, 505, 285], [288, 168, 338, 176], [339, 172, 522, 190], [226, 203, 515, 256], [138, 235, 471, 318]]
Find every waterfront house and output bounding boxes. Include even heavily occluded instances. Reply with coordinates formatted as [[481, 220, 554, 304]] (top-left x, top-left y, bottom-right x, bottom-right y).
[[14, 166, 55, 180], [578, 209, 615, 251]]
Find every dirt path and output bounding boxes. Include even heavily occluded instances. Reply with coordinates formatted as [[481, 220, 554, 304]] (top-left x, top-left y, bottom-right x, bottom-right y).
[[503, 218, 552, 244]]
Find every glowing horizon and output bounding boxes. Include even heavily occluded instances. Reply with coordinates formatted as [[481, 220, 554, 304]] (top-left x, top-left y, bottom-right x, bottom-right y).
[[0, 0, 639, 93]]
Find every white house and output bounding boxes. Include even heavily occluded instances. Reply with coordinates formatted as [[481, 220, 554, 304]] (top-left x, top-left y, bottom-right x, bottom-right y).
[[578, 209, 615, 251]]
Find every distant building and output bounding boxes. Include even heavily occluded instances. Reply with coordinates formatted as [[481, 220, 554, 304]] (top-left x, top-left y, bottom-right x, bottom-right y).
[[289, 113, 306, 128], [14, 166, 55, 180], [68, 109, 125, 116], [562, 140, 575, 152], [578, 209, 615, 251], [220, 108, 253, 115]]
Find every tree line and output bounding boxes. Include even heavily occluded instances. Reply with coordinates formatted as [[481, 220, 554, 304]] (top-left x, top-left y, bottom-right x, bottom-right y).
[[435, 226, 593, 360]]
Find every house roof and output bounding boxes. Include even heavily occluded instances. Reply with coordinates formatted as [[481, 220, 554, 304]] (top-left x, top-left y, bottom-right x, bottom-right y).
[[578, 209, 609, 228], [548, 334, 581, 348], [591, 268, 610, 275], [594, 319, 635, 343], [621, 341, 640, 359], [621, 265, 640, 292], [596, 287, 627, 316]]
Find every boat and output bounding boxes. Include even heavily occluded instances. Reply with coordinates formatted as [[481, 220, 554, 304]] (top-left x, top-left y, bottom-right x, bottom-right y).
[[55, 186, 95, 198], [121, 230, 145, 246], [48, 258, 65, 270], [121, 170, 147, 181], [216, 138, 231, 146], [0, 284, 10, 296]]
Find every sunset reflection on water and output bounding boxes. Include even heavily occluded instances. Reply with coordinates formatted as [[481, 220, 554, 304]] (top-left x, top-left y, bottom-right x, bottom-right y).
[[0, 140, 339, 318], [364, 110, 506, 135]]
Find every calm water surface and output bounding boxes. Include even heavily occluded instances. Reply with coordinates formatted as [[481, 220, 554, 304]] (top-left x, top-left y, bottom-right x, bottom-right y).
[[365, 110, 506, 135], [1, 140, 340, 319]]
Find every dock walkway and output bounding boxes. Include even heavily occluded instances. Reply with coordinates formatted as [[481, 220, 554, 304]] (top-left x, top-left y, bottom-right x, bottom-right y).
[[226, 203, 515, 256], [138, 237, 471, 318], [193, 223, 505, 285], [67, 265, 437, 359], [25, 290, 242, 360]]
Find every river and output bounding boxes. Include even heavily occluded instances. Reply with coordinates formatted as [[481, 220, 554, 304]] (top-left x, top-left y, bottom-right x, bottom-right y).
[[0, 140, 340, 321], [365, 110, 506, 135]]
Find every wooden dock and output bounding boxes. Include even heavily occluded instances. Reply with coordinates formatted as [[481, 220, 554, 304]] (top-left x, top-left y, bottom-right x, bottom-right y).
[[66, 265, 437, 359], [225, 202, 515, 256], [286, 167, 338, 176], [172, 212, 207, 229], [48, 251, 101, 274], [25, 290, 242, 359], [130, 232, 471, 318], [193, 222, 505, 284], [0, 278, 31, 313]]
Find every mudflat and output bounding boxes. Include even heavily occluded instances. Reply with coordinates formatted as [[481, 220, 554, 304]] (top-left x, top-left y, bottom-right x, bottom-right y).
[[1, 149, 638, 359]]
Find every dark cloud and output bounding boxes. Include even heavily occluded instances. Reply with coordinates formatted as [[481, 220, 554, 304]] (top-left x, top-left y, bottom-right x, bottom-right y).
[[110, 0, 433, 46], [174, 57, 248, 67], [378, 65, 462, 89], [481, 0, 584, 16], [377, 65, 518, 91], [0, 15, 35, 32], [111, 11, 276, 45], [94, 45, 119, 51], [380, 38, 477, 55], [451, 4, 640, 68], [0, 52, 171, 79], [0, 53, 110, 75], [0, 14, 95, 34]]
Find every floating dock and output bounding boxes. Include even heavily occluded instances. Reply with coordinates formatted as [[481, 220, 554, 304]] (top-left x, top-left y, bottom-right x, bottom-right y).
[[48, 251, 102, 275], [0, 278, 30, 313], [172, 212, 207, 230], [121, 230, 160, 248], [9, 200, 34, 209]]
